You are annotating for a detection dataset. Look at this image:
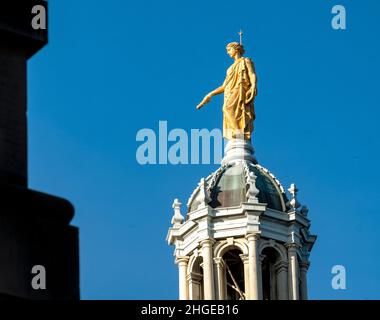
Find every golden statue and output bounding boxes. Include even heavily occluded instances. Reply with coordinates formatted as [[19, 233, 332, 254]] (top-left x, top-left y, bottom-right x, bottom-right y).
[[196, 36, 257, 140]]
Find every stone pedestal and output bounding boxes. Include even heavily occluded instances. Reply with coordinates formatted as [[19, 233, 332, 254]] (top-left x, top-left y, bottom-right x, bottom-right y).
[[221, 139, 257, 166]]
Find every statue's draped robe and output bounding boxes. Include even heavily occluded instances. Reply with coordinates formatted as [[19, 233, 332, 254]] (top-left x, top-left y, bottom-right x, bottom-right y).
[[222, 57, 257, 140]]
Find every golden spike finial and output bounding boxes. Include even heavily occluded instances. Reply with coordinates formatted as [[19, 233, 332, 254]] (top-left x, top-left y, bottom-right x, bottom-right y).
[[238, 29, 243, 45]]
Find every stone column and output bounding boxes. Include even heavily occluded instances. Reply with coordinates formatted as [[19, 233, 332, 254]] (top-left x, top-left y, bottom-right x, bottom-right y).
[[299, 262, 310, 300], [201, 239, 215, 299], [240, 254, 250, 300], [214, 257, 226, 300], [246, 233, 260, 300], [287, 244, 299, 300], [258, 254, 265, 300], [275, 261, 289, 300], [176, 256, 189, 300]]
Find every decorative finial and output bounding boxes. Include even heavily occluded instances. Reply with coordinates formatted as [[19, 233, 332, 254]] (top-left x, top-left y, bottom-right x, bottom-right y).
[[246, 172, 259, 203], [287, 183, 301, 210], [242, 162, 259, 203], [238, 29, 244, 45], [288, 183, 298, 198], [171, 198, 184, 226]]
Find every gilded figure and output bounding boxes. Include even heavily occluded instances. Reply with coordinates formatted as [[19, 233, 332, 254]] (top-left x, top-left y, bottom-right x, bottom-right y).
[[196, 42, 257, 140]]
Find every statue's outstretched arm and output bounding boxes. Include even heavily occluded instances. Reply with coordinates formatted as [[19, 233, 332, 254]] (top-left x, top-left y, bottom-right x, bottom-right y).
[[196, 85, 224, 110]]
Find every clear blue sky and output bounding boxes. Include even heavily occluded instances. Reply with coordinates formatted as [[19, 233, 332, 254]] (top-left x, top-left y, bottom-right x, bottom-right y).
[[27, 0, 380, 299]]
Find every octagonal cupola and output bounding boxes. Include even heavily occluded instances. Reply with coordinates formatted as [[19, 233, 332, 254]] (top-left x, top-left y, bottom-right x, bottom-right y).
[[167, 139, 316, 300]]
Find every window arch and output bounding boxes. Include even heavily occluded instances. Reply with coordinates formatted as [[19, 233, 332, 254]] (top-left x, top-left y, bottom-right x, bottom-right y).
[[188, 255, 203, 300], [258, 242, 288, 300], [223, 249, 245, 300], [261, 247, 281, 300]]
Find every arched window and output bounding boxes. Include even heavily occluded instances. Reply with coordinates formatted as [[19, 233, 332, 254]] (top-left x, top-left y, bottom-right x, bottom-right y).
[[261, 247, 281, 300], [223, 249, 245, 300], [188, 256, 203, 300]]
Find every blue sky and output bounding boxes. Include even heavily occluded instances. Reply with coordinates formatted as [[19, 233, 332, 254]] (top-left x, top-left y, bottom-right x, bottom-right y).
[[27, 0, 380, 299]]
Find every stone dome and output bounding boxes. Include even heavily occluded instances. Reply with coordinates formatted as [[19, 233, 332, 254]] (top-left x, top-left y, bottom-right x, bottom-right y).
[[187, 161, 288, 213]]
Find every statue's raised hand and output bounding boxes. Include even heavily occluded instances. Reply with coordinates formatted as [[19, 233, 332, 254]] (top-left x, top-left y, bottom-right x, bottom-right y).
[[196, 95, 211, 110]]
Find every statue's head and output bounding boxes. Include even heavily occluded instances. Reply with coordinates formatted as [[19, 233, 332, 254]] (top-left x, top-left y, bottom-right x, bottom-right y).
[[226, 42, 245, 58]]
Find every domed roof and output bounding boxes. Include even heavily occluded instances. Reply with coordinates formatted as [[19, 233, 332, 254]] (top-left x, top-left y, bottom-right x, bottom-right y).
[[187, 162, 288, 213]]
